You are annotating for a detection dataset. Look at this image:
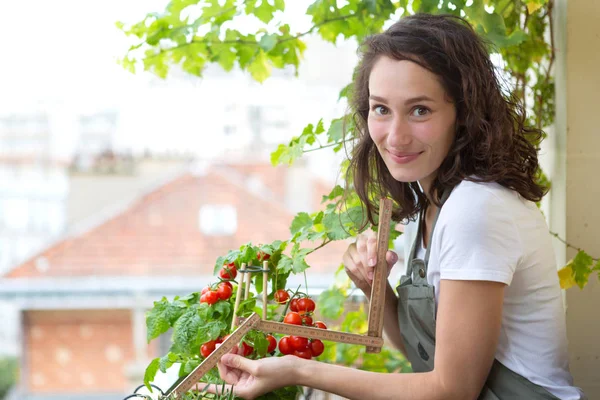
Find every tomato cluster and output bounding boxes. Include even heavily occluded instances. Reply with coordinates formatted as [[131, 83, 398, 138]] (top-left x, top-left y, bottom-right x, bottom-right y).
[[200, 281, 233, 304], [277, 296, 327, 359]]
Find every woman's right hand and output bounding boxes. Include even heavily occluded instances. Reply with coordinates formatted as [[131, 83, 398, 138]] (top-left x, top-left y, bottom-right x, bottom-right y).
[[342, 230, 399, 296]]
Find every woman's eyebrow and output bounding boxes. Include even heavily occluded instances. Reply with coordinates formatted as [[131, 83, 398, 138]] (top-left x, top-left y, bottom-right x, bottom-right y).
[[369, 94, 435, 105]]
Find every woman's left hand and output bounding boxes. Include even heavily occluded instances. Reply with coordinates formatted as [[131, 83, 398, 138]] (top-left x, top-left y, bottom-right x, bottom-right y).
[[206, 345, 300, 400]]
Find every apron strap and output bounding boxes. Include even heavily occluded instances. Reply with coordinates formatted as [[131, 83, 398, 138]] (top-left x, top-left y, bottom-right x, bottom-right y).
[[407, 187, 453, 277]]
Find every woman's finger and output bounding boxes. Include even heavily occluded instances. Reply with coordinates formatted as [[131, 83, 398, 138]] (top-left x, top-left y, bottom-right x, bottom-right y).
[[365, 236, 378, 281], [385, 250, 399, 273]]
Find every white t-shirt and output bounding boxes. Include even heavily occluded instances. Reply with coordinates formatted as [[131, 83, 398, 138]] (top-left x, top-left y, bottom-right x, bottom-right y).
[[402, 180, 584, 400]]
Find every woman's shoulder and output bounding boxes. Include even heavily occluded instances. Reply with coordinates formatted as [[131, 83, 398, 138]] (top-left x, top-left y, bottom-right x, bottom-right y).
[[438, 180, 527, 235], [443, 180, 526, 218]]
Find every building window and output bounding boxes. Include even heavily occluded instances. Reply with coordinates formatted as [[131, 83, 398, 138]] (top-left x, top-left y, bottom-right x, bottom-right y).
[[198, 205, 237, 236]]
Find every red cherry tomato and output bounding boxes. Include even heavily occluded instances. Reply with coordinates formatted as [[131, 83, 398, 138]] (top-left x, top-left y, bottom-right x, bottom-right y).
[[200, 340, 216, 358], [297, 298, 315, 312], [289, 336, 309, 351], [283, 312, 302, 325], [310, 339, 325, 357], [219, 264, 237, 280], [294, 349, 312, 359], [274, 289, 289, 304], [215, 337, 224, 344], [314, 321, 327, 330], [217, 282, 233, 300], [300, 313, 313, 326], [201, 286, 210, 295], [241, 341, 253, 357], [202, 291, 219, 305], [266, 335, 277, 353], [289, 298, 299, 312], [278, 336, 293, 355], [257, 251, 271, 261]]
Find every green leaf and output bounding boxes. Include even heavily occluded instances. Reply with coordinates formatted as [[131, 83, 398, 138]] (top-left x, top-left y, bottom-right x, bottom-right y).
[[197, 320, 227, 345], [245, 0, 283, 24], [416, 0, 439, 13], [172, 308, 202, 355], [212, 301, 231, 320], [143, 358, 160, 392], [571, 250, 594, 289], [327, 118, 344, 143], [248, 50, 272, 82], [184, 358, 201, 374], [146, 297, 186, 342], [322, 206, 365, 240], [237, 297, 257, 317], [338, 83, 353, 100], [290, 212, 313, 234], [527, 0, 546, 14], [259, 33, 278, 52], [159, 352, 178, 373], [322, 185, 344, 203], [318, 288, 346, 319], [278, 254, 294, 274]]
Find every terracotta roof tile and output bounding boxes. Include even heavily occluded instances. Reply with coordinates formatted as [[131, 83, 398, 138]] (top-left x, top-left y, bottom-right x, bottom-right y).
[[4, 163, 350, 279]]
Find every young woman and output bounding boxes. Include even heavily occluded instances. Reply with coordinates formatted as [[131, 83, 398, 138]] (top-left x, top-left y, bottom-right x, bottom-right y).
[[209, 13, 586, 400]]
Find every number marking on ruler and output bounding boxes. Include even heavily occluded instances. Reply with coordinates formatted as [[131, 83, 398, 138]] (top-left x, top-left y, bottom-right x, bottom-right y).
[[166, 313, 261, 398], [237, 319, 384, 347], [366, 198, 393, 353]]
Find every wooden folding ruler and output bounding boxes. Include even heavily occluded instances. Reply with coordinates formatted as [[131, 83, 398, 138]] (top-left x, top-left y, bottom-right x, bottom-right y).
[[163, 198, 393, 398]]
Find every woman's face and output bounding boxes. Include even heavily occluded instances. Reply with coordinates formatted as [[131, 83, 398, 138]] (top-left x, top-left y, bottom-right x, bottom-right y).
[[367, 56, 457, 193]]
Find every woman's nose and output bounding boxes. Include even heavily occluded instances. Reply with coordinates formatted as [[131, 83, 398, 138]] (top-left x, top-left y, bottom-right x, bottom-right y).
[[386, 118, 412, 147]]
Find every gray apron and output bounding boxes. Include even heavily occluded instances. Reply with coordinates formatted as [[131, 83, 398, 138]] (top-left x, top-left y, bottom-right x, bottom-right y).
[[396, 189, 562, 399]]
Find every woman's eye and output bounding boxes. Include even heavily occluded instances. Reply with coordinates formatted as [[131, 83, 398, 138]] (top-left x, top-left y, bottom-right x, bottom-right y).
[[372, 105, 389, 115], [411, 107, 430, 117]]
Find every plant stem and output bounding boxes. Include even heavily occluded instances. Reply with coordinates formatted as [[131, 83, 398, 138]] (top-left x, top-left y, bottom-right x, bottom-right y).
[[550, 231, 599, 261]]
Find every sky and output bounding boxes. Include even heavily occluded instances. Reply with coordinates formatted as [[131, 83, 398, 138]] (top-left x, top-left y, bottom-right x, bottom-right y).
[[0, 0, 357, 171]]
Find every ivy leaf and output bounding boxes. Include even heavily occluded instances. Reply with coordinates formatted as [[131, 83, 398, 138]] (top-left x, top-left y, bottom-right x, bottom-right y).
[[146, 297, 186, 342], [571, 250, 594, 289], [270, 141, 304, 166], [290, 212, 313, 234], [248, 50, 272, 82], [322, 206, 364, 240], [527, 0, 546, 14], [245, 0, 283, 24], [327, 118, 344, 143], [318, 288, 346, 319], [278, 254, 294, 273], [416, 0, 439, 13], [292, 254, 311, 274], [259, 34, 278, 52], [338, 83, 353, 100], [322, 185, 344, 203]]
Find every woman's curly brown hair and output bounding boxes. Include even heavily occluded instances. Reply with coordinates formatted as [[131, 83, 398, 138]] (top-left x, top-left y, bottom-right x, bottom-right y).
[[346, 13, 548, 225]]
